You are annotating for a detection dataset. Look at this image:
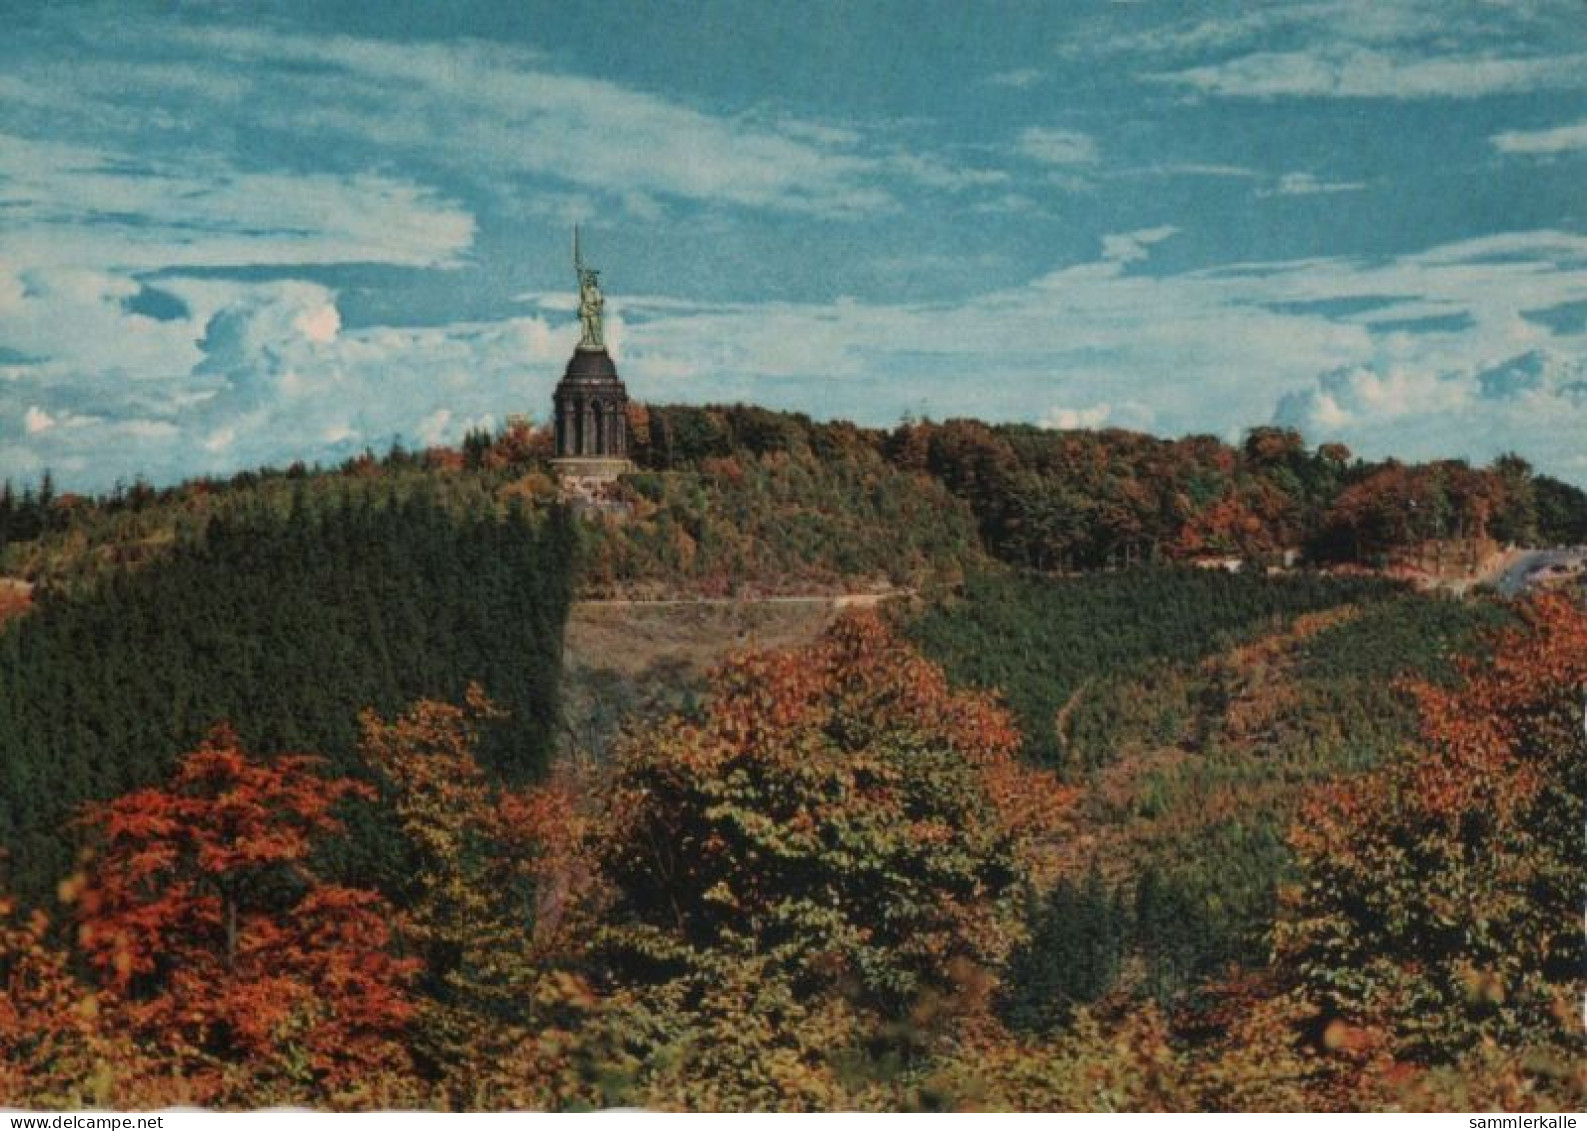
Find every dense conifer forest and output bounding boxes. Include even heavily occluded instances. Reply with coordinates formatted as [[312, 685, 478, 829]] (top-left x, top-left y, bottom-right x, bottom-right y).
[[0, 486, 574, 905], [906, 568, 1411, 769]]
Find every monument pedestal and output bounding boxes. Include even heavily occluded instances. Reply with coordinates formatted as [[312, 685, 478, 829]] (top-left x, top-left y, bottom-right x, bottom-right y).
[[553, 456, 635, 516], [550, 456, 634, 483], [551, 345, 630, 470]]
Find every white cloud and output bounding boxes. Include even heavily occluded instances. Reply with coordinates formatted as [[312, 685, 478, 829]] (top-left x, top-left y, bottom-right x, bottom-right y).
[[1143, 163, 1261, 179], [1151, 47, 1587, 99], [1059, 6, 1309, 60], [1067, 1, 1587, 102], [1492, 119, 1587, 156], [293, 304, 342, 345], [971, 192, 1041, 215], [416, 408, 453, 447], [1263, 172, 1367, 197], [985, 68, 1044, 89], [0, 134, 476, 272], [1101, 226, 1179, 264], [3, 22, 1034, 226], [1278, 364, 1470, 428], [1404, 229, 1587, 267], [0, 268, 575, 487], [1015, 126, 1099, 166], [1059, 0, 1586, 90], [884, 151, 1008, 192], [1042, 403, 1112, 430], [606, 227, 1586, 482], [115, 420, 180, 441], [23, 403, 101, 435], [155, 28, 915, 217], [1275, 349, 1587, 475]]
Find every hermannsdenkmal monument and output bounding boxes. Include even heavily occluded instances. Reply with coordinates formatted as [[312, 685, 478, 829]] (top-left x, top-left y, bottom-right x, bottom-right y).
[[550, 227, 633, 486]]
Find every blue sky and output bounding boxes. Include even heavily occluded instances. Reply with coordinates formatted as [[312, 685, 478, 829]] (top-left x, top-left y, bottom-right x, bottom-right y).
[[2, 0, 1586, 491]]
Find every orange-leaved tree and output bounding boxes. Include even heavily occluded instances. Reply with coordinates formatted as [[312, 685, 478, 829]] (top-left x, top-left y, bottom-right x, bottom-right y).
[[73, 724, 420, 1108], [1275, 591, 1586, 1105]]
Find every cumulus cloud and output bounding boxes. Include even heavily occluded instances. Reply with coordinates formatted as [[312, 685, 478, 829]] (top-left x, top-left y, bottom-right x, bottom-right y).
[[3, 39, 1583, 501], [0, 272, 575, 488], [202, 426, 236, 454], [609, 227, 1586, 483], [0, 0, 1582, 495], [416, 409, 453, 447], [1275, 364, 1471, 429], [1042, 403, 1112, 430], [9, 222, 1587, 489], [293, 304, 342, 345], [1275, 348, 1587, 476], [10, 214, 1587, 490]]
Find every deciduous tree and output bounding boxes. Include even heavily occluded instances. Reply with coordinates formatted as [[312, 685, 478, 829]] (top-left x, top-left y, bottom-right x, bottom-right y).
[[589, 613, 1073, 1105], [74, 726, 420, 1107], [1275, 592, 1587, 1099]]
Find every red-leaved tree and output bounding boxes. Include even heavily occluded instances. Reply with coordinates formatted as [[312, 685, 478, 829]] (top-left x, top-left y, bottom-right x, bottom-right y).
[[73, 725, 420, 1107]]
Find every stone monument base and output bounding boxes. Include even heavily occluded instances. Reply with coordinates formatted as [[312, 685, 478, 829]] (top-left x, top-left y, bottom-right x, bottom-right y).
[[551, 456, 634, 484], [553, 457, 635, 518]]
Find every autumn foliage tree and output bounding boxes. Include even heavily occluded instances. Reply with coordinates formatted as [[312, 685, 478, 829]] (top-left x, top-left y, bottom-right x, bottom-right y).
[[1275, 592, 1587, 1106], [360, 692, 523, 1013], [71, 726, 420, 1107], [1315, 460, 1507, 567], [357, 688, 606, 1108], [587, 612, 1073, 1105], [0, 897, 119, 1107]]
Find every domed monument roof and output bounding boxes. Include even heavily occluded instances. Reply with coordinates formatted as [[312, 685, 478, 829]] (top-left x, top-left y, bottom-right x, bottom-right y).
[[562, 345, 621, 384]]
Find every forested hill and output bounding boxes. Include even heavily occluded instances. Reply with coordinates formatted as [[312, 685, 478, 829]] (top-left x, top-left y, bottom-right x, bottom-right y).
[[625, 404, 1587, 577], [4, 404, 1586, 600], [591, 404, 1587, 587]]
